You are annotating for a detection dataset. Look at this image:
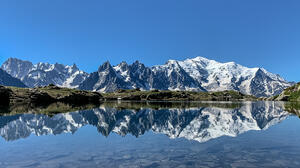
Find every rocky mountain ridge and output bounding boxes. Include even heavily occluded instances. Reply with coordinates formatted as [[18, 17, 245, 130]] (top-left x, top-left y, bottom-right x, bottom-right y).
[[1, 56, 292, 97], [1, 58, 88, 88], [79, 56, 291, 97]]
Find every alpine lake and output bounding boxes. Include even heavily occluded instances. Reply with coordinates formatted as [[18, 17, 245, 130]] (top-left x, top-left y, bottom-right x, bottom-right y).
[[0, 101, 300, 168]]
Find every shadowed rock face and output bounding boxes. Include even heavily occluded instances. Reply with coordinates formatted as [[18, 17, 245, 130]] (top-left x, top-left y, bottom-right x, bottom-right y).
[[0, 86, 12, 106], [0, 101, 289, 142], [79, 62, 133, 92], [0, 69, 27, 88]]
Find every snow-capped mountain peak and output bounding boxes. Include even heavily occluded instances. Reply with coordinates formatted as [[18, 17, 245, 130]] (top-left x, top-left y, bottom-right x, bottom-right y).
[[1, 58, 88, 88], [172, 56, 291, 97]]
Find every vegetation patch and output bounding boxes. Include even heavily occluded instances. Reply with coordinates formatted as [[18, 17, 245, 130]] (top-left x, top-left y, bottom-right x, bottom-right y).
[[2, 85, 103, 107], [103, 89, 257, 101], [274, 82, 300, 102]]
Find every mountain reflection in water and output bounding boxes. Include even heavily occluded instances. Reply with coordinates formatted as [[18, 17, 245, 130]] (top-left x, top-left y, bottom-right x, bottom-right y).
[[0, 101, 289, 142]]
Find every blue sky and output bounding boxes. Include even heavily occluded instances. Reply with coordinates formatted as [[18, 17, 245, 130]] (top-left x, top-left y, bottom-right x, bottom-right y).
[[0, 0, 299, 81]]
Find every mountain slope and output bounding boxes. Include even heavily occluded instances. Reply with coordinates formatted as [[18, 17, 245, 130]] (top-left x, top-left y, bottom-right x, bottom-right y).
[[114, 61, 153, 90], [275, 82, 300, 101], [152, 60, 205, 91], [174, 57, 291, 97], [1, 58, 88, 88], [79, 61, 132, 92], [0, 69, 27, 87]]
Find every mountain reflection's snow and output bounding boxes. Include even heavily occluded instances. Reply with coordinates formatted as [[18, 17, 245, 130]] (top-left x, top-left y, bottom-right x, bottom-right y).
[[0, 101, 289, 142]]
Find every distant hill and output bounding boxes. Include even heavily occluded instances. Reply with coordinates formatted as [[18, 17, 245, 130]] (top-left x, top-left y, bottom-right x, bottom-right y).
[[275, 82, 300, 101], [0, 69, 27, 88]]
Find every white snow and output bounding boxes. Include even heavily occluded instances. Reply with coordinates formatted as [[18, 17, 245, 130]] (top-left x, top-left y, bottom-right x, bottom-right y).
[[153, 56, 291, 96]]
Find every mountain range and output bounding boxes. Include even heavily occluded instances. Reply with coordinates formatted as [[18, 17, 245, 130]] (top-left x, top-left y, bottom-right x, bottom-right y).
[[0, 101, 288, 142], [1, 58, 88, 88], [0, 56, 292, 97]]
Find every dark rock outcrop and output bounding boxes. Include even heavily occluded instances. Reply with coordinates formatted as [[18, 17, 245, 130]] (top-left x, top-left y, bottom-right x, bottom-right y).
[[59, 92, 103, 104], [0, 86, 12, 106], [29, 89, 55, 105]]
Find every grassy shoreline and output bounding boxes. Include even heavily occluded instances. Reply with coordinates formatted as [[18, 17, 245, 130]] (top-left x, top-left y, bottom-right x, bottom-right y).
[[0, 85, 103, 107], [102, 89, 257, 101]]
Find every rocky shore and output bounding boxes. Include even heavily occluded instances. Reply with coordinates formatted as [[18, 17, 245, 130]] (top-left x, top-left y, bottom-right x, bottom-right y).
[[0, 85, 103, 107]]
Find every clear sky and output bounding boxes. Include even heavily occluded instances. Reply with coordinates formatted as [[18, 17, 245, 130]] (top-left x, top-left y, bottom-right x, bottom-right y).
[[0, 0, 299, 81]]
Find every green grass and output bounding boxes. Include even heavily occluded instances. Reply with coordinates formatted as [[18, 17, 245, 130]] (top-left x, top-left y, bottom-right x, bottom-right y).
[[103, 89, 257, 101], [281, 82, 300, 102], [8, 85, 99, 99], [6, 85, 102, 106]]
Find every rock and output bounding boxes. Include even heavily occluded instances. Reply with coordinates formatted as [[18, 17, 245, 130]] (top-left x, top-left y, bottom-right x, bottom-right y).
[[58, 91, 103, 104], [0, 86, 12, 106], [29, 90, 55, 105]]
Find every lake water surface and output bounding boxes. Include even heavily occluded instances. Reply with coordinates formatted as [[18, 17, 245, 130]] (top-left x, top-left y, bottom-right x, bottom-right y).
[[0, 101, 300, 168]]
